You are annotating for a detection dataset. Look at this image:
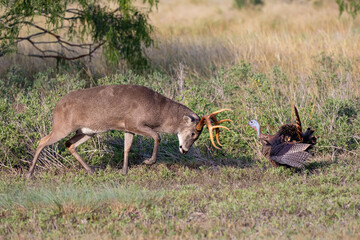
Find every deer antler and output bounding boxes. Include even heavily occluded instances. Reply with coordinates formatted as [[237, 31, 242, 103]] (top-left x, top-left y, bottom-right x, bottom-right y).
[[196, 109, 233, 149]]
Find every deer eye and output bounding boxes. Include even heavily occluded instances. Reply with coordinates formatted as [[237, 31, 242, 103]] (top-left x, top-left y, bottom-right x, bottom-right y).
[[192, 133, 195, 136]]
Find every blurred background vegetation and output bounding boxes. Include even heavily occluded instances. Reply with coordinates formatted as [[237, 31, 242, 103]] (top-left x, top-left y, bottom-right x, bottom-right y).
[[1, 0, 360, 172]]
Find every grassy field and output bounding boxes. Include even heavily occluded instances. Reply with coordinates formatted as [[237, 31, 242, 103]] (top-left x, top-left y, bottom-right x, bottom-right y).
[[1, 156, 360, 239], [1, 0, 360, 239]]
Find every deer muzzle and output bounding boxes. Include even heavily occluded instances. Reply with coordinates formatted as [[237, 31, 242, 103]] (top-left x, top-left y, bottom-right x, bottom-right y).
[[179, 145, 188, 154]]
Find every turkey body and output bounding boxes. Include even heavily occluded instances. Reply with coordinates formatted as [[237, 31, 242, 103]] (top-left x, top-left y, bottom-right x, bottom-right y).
[[249, 107, 317, 168]]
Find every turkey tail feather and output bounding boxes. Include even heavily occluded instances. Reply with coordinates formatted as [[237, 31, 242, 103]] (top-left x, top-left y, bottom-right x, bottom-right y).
[[294, 106, 303, 141]]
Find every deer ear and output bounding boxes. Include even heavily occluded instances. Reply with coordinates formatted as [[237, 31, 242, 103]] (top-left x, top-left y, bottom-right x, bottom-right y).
[[183, 115, 195, 125]]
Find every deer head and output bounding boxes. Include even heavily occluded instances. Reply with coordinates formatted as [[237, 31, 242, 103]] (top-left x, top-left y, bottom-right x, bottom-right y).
[[177, 109, 232, 153]]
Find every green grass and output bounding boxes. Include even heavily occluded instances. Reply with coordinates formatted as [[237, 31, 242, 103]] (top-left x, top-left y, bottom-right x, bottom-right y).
[[1, 156, 359, 239], [1, 57, 360, 238], [2, 59, 360, 169]]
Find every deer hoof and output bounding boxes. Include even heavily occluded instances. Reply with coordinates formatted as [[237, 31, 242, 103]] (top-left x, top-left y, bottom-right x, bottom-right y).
[[143, 158, 156, 165]]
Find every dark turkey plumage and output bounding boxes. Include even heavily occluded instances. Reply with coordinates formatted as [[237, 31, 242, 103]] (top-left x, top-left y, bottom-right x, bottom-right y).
[[248, 106, 317, 169]]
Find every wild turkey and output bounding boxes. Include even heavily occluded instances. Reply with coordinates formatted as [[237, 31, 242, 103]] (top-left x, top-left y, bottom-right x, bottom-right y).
[[248, 106, 317, 168]]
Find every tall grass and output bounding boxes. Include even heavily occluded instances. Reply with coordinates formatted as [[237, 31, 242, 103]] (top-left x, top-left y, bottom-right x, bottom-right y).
[[147, 0, 360, 77]]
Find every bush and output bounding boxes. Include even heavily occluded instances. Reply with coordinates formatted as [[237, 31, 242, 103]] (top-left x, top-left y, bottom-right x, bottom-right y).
[[234, 0, 264, 9], [1, 60, 359, 171]]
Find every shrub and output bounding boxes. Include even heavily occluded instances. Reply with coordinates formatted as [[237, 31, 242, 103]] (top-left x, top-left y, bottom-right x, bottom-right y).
[[234, 0, 264, 9], [1, 59, 359, 171]]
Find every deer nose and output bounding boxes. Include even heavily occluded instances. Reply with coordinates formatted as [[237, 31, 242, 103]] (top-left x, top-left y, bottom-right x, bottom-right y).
[[179, 146, 188, 154]]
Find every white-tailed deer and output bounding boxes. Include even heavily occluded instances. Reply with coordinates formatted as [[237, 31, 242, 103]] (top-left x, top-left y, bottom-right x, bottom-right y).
[[27, 84, 232, 178]]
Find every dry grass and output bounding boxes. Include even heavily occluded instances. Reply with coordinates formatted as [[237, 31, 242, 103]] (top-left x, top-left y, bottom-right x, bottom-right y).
[[147, 0, 360, 77]]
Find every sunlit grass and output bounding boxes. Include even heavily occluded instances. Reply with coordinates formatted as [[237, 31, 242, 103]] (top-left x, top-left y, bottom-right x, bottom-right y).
[[146, 0, 360, 77]]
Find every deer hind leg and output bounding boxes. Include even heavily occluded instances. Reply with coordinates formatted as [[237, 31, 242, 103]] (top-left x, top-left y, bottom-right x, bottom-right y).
[[65, 131, 94, 173], [122, 132, 134, 175], [27, 131, 69, 179]]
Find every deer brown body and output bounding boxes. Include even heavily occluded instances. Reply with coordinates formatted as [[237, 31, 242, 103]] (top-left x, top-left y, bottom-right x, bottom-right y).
[[27, 85, 231, 178]]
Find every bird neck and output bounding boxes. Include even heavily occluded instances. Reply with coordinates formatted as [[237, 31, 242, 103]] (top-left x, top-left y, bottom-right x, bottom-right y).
[[256, 124, 261, 139]]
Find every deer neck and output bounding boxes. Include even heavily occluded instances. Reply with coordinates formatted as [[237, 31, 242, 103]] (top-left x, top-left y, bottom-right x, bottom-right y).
[[160, 103, 198, 134]]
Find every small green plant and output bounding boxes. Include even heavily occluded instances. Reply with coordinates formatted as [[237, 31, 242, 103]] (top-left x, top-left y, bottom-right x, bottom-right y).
[[337, 0, 360, 18], [234, 0, 264, 9]]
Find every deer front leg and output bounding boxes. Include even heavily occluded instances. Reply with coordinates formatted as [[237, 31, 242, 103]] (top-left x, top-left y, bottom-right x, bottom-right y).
[[133, 126, 161, 165], [123, 132, 134, 175], [143, 130, 161, 165]]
